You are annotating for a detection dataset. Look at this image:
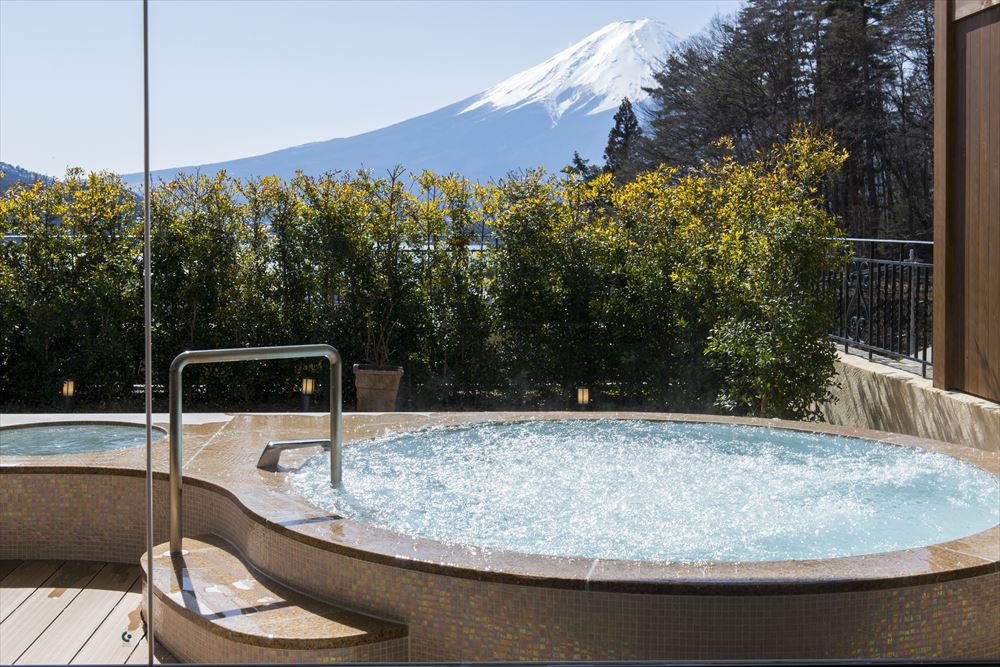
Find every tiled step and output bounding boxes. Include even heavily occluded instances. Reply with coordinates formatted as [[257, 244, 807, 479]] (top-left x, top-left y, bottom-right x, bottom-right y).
[[142, 535, 407, 663]]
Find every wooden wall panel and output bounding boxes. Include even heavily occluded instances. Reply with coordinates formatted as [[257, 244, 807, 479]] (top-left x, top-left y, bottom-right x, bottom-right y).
[[934, 2, 1000, 403]]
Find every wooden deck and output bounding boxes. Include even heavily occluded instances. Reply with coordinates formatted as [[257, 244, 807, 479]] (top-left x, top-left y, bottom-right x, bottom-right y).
[[0, 560, 172, 664]]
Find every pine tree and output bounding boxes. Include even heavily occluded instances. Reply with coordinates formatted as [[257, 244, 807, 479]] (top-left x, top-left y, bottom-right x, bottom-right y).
[[640, 0, 933, 240], [813, 0, 894, 237], [603, 98, 642, 180], [563, 151, 601, 181]]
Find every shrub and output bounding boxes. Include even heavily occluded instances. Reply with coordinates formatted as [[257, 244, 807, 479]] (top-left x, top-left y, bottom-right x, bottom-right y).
[[667, 130, 850, 417], [0, 129, 848, 418], [410, 172, 498, 404], [0, 170, 142, 406], [489, 169, 607, 399]]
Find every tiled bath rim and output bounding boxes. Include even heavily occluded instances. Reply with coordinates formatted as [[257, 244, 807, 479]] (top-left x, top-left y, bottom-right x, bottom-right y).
[[0, 420, 168, 434], [2, 412, 998, 659]]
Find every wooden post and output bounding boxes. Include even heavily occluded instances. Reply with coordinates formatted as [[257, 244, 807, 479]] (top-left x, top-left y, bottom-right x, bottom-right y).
[[933, 0, 1000, 401], [932, 0, 955, 391]]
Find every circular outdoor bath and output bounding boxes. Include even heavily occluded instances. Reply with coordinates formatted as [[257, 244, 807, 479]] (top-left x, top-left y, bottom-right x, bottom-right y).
[[269, 415, 999, 660], [292, 419, 999, 563], [4, 412, 996, 660], [0, 422, 166, 457]]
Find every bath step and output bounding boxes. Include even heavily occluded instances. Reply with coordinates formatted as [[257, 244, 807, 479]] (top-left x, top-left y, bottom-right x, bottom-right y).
[[141, 535, 407, 663]]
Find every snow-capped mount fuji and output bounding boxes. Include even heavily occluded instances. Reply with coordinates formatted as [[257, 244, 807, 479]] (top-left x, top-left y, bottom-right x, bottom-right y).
[[463, 19, 676, 123], [127, 20, 676, 185]]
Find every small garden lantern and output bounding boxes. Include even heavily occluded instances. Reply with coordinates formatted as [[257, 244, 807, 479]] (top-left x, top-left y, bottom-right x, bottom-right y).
[[61, 378, 75, 410], [301, 377, 316, 411], [577, 385, 589, 409]]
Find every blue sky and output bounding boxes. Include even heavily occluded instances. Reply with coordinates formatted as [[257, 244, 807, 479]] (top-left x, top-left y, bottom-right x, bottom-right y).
[[1, 0, 740, 176]]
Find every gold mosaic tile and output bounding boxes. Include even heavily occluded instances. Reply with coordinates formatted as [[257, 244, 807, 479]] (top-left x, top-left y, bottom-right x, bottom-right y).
[[2, 411, 997, 660]]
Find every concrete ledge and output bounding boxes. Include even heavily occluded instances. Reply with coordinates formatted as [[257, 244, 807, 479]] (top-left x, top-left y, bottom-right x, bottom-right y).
[[823, 351, 1000, 454]]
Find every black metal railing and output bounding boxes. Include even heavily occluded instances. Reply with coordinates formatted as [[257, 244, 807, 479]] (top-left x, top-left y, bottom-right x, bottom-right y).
[[824, 238, 933, 377]]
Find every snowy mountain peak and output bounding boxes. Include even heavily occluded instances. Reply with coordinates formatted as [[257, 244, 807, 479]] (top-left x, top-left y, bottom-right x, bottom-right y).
[[127, 19, 682, 186], [462, 19, 677, 123]]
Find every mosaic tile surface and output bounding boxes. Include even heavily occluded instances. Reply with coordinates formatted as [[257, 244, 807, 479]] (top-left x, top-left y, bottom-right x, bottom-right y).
[[2, 411, 997, 660]]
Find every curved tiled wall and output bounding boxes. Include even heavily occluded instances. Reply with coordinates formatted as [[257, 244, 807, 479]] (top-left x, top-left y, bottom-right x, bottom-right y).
[[2, 466, 997, 660]]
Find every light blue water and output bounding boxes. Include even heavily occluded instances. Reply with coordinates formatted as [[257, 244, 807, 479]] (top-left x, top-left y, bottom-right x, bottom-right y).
[[292, 420, 1000, 563], [0, 423, 165, 456]]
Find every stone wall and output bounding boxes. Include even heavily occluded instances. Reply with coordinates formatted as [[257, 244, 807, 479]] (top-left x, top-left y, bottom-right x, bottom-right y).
[[823, 352, 1000, 454]]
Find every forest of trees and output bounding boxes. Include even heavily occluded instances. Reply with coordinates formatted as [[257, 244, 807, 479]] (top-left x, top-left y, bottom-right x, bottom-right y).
[[610, 0, 933, 241], [0, 162, 51, 196]]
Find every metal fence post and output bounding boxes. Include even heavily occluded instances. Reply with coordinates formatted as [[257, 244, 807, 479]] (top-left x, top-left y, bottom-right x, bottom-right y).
[[908, 248, 918, 358]]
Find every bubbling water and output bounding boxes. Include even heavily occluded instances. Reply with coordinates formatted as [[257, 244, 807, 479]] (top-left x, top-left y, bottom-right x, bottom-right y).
[[0, 423, 164, 456], [291, 420, 999, 563]]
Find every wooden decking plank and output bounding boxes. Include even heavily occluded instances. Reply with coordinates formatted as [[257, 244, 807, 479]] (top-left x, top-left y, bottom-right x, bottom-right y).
[[0, 560, 23, 583], [71, 575, 145, 665], [16, 563, 139, 665], [124, 636, 147, 664], [0, 560, 63, 623], [124, 635, 168, 664], [0, 561, 102, 663]]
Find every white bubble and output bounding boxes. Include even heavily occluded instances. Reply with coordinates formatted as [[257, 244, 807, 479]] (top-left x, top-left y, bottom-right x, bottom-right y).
[[291, 420, 999, 563]]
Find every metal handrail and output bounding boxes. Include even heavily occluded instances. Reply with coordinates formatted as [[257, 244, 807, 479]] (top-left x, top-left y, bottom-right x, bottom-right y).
[[825, 247, 933, 377], [834, 237, 934, 246], [256, 438, 330, 471], [168, 344, 342, 555]]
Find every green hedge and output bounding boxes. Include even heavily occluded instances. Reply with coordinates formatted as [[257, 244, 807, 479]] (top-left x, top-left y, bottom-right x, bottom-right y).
[[0, 130, 849, 418]]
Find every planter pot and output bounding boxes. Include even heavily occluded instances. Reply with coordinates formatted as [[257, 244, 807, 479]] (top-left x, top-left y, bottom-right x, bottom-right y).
[[352, 364, 404, 412]]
